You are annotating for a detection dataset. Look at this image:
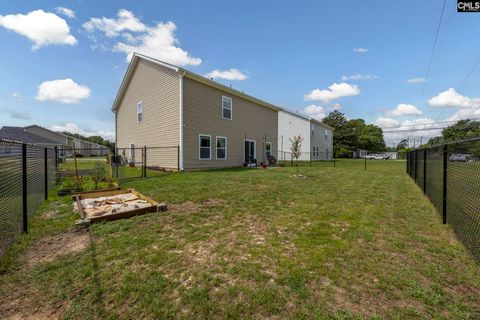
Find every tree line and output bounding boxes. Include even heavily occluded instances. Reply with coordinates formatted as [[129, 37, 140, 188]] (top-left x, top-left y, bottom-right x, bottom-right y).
[[322, 111, 386, 157]]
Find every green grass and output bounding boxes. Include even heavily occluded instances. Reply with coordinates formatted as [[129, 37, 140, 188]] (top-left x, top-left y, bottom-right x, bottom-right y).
[[1, 160, 479, 319]]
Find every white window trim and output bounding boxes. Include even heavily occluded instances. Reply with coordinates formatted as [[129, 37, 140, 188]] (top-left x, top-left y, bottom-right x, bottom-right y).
[[216, 136, 227, 160], [222, 96, 233, 120], [137, 101, 143, 123], [198, 134, 211, 160], [265, 141, 272, 158], [244, 139, 256, 163]]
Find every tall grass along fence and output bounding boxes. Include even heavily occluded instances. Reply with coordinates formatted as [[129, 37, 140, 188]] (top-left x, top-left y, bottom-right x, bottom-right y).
[[0, 139, 56, 256], [407, 138, 480, 263]]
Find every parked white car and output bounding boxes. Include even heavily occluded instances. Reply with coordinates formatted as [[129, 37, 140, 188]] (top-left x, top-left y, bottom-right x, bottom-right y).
[[364, 154, 389, 160]]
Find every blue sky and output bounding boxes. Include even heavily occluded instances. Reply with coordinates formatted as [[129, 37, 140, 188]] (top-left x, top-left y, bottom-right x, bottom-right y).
[[1, 1, 479, 145]]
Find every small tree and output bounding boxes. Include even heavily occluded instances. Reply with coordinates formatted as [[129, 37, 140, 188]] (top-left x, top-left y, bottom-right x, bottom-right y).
[[289, 135, 304, 174]]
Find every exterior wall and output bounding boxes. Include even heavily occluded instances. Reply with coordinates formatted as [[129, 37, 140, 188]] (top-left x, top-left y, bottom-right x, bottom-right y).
[[24, 126, 66, 145], [182, 77, 278, 170], [310, 121, 333, 160], [277, 111, 311, 161], [116, 59, 180, 169]]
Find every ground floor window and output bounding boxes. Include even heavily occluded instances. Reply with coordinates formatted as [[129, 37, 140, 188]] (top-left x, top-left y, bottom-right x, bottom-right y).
[[216, 136, 227, 160], [266, 142, 272, 158], [199, 135, 211, 160]]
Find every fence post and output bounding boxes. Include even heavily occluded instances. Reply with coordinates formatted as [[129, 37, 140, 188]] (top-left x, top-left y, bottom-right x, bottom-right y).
[[414, 150, 418, 182], [54, 146, 58, 169], [333, 155, 336, 168], [364, 155, 367, 171], [442, 145, 448, 224], [22, 144, 28, 234], [143, 146, 147, 178], [44, 148, 48, 200], [423, 149, 427, 194]]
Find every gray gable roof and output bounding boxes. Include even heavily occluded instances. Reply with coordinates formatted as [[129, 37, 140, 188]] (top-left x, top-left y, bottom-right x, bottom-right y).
[[0, 126, 59, 144]]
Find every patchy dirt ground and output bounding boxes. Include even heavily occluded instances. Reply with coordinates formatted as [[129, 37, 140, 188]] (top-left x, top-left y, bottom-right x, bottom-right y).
[[25, 230, 90, 267]]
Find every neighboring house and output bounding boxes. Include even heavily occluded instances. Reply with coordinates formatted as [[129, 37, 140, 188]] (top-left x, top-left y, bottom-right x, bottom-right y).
[[0, 125, 109, 156], [112, 53, 278, 171], [277, 109, 334, 161], [0, 126, 59, 146]]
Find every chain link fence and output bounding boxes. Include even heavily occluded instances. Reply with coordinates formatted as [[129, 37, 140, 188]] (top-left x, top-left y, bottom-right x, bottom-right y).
[[56, 147, 113, 192], [0, 139, 56, 256], [407, 138, 480, 263]]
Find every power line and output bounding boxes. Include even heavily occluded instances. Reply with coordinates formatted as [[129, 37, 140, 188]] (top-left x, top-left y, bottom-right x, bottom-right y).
[[458, 56, 480, 89], [379, 117, 480, 130], [421, 0, 447, 97]]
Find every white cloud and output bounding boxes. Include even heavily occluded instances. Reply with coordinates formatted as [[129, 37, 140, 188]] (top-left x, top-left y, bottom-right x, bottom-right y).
[[302, 104, 326, 120], [341, 73, 378, 81], [11, 92, 22, 100], [50, 123, 114, 141], [83, 9, 146, 37], [55, 7, 75, 19], [0, 10, 77, 50], [374, 117, 399, 128], [85, 10, 200, 66], [444, 108, 480, 122], [330, 103, 342, 111], [36, 79, 90, 104], [375, 117, 441, 145], [407, 77, 426, 84], [115, 21, 201, 66], [304, 82, 360, 102], [384, 104, 422, 117], [205, 69, 247, 81], [428, 88, 480, 109], [353, 48, 369, 53]]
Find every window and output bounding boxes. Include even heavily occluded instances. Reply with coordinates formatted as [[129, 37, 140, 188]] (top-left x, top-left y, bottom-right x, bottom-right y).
[[325, 129, 328, 140], [222, 96, 232, 119], [266, 142, 272, 158], [199, 135, 211, 160], [216, 137, 227, 160], [137, 101, 143, 123]]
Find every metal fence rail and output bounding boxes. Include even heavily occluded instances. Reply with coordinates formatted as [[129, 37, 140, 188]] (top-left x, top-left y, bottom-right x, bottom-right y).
[[407, 138, 480, 263], [0, 139, 56, 256]]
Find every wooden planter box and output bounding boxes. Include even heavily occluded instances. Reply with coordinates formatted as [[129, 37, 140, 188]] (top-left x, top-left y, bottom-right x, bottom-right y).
[[73, 188, 165, 225]]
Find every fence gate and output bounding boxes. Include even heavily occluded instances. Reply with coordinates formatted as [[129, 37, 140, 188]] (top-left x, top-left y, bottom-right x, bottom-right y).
[[113, 147, 145, 180]]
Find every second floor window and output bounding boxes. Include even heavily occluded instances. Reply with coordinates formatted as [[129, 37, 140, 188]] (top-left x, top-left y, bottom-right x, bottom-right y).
[[222, 96, 232, 120], [137, 101, 143, 123]]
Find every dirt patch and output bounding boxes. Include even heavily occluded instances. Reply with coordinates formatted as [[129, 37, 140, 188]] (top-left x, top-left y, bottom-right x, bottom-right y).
[[201, 198, 225, 206], [169, 201, 200, 213], [25, 230, 90, 266]]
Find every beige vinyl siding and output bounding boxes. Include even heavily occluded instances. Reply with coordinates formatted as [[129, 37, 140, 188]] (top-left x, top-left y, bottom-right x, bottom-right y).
[[116, 59, 180, 169], [182, 77, 278, 170]]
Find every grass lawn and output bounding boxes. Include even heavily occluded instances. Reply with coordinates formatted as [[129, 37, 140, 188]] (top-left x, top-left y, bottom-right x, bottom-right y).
[[0, 160, 479, 319]]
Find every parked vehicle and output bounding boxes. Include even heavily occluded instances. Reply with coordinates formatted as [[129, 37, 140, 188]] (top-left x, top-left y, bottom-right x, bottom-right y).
[[364, 154, 389, 160], [449, 153, 470, 162]]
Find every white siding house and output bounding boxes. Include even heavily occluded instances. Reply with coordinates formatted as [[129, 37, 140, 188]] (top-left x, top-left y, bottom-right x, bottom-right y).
[[278, 110, 311, 161], [278, 109, 334, 161]]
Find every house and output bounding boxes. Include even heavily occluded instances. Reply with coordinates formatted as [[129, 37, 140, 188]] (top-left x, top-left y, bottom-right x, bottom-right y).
[[277, 109, 334, 161], [112, 53, 278, 171], [0, 126, 59, 146], [0, 125, 109, 156]]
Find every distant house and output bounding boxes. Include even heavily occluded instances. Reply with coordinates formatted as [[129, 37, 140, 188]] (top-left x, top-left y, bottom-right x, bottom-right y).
[[277, 109, 334, 161], [0, 125, 109, 156]]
